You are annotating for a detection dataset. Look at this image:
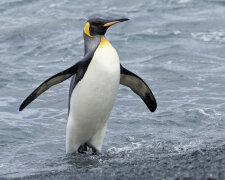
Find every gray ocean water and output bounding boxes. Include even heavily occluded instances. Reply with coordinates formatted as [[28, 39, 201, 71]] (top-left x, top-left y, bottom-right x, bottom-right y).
[[0, 0, 225, 179]]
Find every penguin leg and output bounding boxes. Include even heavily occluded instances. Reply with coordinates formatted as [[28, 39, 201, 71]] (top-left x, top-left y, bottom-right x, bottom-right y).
[[78, 143, 88, 153], [87, 123, 107, 155], [86, 144, 98, 155]]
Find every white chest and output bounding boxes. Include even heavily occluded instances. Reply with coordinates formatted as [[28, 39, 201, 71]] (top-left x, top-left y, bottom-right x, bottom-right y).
[[67, 37, 120, 142]]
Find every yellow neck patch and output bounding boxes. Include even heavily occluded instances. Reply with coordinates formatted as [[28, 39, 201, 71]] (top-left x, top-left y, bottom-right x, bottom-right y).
[[98, 36, 112, 48], [84, 22, 94, 37]]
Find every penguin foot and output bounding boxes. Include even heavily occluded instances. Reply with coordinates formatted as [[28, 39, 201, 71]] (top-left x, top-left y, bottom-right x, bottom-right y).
[[78, 143, 99, 155], [86, 144, 99, 155], [92, 147, 98, 155], [78, 143, 88, 153]]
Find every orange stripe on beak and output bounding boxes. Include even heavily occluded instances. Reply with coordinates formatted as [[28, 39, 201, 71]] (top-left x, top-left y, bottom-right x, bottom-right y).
[[103, 21, 120, 27]]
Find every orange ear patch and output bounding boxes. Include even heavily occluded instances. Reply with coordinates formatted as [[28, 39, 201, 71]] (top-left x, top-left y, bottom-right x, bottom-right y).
[[84, 22, 93, 37]]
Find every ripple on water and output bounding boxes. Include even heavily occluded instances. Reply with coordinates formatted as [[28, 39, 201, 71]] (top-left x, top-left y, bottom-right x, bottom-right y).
[[192, 31, 225, 43]]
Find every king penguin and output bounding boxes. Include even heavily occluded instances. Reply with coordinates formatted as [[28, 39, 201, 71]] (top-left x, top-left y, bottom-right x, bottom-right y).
[[19, 18, 157, 154]]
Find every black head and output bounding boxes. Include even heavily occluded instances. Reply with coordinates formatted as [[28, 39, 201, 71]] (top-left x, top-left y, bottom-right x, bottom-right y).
[[84, 18, 129, 37]]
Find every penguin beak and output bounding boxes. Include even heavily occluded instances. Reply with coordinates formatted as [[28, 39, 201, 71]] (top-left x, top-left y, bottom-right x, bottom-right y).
[[103, 18, 129, 27]]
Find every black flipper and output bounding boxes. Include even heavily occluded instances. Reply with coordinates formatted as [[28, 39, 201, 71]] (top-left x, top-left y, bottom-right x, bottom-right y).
[[19, 52, 94, 111], [120, 64, 157, 112], [19, 63, 80, 111]]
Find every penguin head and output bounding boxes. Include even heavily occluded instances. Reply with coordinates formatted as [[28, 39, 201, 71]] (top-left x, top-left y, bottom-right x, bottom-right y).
[[84, 18, 129, 37]]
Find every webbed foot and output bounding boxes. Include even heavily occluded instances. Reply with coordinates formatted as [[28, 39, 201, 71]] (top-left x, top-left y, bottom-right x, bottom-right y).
[[86, 144, 99, 155], [78, 143, 88, 153]]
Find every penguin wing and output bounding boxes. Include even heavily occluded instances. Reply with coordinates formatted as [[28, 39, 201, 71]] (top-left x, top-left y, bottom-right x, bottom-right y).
[[19, 54, 93, 111], [120, 64, 157, 112]]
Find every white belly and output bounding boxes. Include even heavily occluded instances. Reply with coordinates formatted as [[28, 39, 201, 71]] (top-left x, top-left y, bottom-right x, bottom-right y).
[[66, 39, 120, 153]]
